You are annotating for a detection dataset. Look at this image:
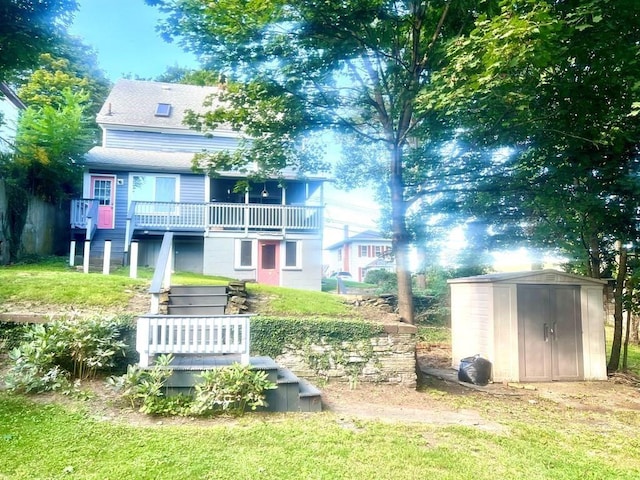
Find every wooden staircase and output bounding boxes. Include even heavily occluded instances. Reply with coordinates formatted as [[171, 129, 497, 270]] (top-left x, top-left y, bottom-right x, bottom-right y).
[[139, 284, 323, 413], [164, 355, 322, 413], [168, 285, 229, 315]]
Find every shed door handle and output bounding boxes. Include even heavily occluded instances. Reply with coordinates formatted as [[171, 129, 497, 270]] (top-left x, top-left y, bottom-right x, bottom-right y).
[[544, 323, 549, 342]]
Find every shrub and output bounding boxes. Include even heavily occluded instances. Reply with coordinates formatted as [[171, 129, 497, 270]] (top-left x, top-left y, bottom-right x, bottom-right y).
[[191, 364, 276, 415], [108, 356, 276, 416], [5, 316, 130, 393]]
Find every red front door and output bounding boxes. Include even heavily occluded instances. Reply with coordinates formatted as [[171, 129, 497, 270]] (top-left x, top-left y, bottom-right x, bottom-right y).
[[91, 175, 115, 229], [257, 241, 280, 286]]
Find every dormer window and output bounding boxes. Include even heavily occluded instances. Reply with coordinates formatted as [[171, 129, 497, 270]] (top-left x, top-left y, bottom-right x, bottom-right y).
[[155, 103, 172, 117]]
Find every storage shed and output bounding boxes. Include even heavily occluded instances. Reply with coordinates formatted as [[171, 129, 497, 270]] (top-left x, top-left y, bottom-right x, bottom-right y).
[[448, 270, 607, 383]]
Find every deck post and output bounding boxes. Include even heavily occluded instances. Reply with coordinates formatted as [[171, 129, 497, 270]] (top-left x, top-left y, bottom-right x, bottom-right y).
[[69, 240, 76, 267], [136, 316, 151, 367], [83, 240, 91, 274], [102, 240, 111, 275], [129, 241, 139, 279]]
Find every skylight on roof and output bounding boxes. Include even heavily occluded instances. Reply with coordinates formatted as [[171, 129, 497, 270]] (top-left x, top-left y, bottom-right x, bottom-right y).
[[155, 103, 172, 117]]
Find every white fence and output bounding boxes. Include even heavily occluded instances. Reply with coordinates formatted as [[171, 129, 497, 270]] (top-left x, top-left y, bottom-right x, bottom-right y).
[[136, 314, 252, 367]]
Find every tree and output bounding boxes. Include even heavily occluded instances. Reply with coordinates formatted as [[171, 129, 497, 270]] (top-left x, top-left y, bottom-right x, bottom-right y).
[[148, 0, 489, 323], [16, 51, 110, 142], [427, 0, 640, 370], [1, 89, 93, 260], [0, 0, 78, 78]]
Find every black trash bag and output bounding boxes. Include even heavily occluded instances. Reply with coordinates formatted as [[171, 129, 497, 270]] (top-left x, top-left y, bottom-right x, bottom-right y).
[[458, 355, 492, 386]]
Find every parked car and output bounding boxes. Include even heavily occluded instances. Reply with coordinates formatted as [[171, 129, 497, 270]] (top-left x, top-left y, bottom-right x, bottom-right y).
[[330, 271, 353, 280]]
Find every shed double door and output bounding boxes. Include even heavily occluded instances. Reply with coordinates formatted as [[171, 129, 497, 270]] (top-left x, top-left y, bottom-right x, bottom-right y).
[[517, 285, 583, 381]]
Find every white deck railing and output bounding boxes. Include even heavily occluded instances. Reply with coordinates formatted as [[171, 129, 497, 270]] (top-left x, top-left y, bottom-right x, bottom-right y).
[[130, 201, 322, 232], [136, 314, 252, 367]]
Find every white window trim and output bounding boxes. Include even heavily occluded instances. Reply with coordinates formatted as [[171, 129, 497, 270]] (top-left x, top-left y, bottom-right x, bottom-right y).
[[234, 238, 257, 270], [283, 240, 303, 270]]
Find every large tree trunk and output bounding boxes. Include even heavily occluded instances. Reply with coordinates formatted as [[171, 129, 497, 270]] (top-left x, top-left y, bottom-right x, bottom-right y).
[[390, 146, 415, 324], [607, 244, 627, 373]]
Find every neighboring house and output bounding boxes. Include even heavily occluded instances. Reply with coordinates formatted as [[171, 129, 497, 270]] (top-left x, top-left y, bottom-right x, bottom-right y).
[[0, 82, 26, 153], [325, 229, 393, 282], [70, 79, 327, 290], [0, 82, 27, 264]]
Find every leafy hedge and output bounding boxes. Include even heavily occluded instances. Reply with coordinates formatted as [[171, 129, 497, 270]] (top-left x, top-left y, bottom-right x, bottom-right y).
[[251, 316, 385, 358]]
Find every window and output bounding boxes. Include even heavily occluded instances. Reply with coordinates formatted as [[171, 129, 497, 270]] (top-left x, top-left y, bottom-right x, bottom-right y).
[[337, 249, 342, 261], [359, 245, 368, 257], [155, 103, 172, 117], [375, 246, 382, 257], [130, 174, 178, 212], [284, 241, 301, 268], [235, 239, 255, 269]]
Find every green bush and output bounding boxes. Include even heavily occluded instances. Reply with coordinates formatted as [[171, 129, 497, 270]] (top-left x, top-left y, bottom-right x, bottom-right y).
[[191, 364, 276, 415], [5, 316, 130, 393], [107, 353, 176, 414], [364, 269, 397, 291], [109, 356, 276, 416], [0, 322, 31, 352]]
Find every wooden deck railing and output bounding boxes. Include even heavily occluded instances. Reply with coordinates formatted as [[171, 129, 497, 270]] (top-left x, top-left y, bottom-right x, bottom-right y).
[[136, 314, 252, 367], [130, 202, 322, 232], [70, 199, 98, 240]]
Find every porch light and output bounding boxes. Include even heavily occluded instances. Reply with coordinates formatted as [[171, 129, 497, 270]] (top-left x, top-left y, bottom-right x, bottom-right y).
[[261, 184, 269, 198]]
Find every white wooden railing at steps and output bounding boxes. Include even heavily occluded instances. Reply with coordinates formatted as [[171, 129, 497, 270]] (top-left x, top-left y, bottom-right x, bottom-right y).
[[140, 231, 252, 368], [136, 314, 253, 367]]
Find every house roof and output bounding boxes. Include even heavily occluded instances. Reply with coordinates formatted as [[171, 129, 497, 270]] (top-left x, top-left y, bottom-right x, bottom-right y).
[[96, 79, 238, 137], [447, 269, 607, 286], [325, 229, 391, 250], [84, 146, 329, 180], [0, 82, 26, 110]]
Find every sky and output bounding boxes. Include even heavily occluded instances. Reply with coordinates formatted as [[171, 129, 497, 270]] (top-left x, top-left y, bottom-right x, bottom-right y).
[[69, 0, 198, 81], [67, 0, 379, 248]]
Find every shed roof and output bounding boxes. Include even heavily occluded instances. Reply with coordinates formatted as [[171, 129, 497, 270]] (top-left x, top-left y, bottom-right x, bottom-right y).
[[96, 79, 237, 136], [447, 269, 607, 286]]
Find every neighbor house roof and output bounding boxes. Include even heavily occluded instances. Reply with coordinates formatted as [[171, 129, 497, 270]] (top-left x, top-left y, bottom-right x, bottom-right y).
[[325, 230, 391, 250], [0, 82, 26, 110], [96, 79, 238, 136]]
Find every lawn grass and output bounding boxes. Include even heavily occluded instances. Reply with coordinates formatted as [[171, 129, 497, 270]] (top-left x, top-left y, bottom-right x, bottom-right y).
[[0, 259, 146, 310], [0, 258, 358, 318], [1, 393, 639, 480]]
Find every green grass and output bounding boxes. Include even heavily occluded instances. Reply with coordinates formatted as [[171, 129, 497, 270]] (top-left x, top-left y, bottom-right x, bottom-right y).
[[1, 393, 639, 479], [0, 260, 147, 310]]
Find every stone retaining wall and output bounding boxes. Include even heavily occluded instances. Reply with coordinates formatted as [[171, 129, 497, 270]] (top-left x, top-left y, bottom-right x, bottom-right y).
[[275, 322, 418, 388]]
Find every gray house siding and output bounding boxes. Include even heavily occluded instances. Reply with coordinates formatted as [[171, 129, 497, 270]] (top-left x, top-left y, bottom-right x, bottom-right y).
[[180, 174, 205, 203], [203, 236, 256, 281], [281, 237, 323, 290], [104, 130, 238, 153]]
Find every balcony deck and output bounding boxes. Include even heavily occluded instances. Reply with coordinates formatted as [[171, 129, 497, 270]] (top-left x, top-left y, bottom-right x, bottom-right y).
[[71, 200, 323, 235]]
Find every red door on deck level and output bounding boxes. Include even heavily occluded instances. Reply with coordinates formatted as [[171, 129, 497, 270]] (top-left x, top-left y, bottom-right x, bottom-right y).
[[91, 175, 115, 229], [257, 241, 280, 286]]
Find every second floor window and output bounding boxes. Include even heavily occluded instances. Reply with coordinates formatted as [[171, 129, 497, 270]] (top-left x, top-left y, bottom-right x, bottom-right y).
[[130, 174, 178, 213], [131, 174, 177, 203]]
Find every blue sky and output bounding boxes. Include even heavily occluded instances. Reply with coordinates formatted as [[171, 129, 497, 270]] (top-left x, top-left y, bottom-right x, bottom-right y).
[[69, 0, 198, 81]]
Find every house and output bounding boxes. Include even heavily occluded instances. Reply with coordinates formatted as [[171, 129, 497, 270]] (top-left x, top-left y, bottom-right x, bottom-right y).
[[325, 229, 393, 282], [0, 82, 26, 153], [0, 82, 27, 264], [70, 79, 327, 290]]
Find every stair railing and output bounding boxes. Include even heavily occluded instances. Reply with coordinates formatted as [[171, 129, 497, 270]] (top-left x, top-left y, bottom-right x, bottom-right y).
[[149, 232, 174, 314]]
